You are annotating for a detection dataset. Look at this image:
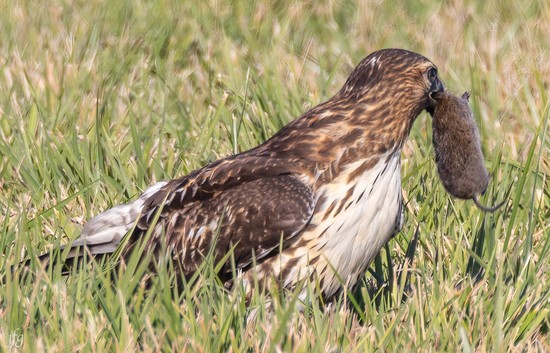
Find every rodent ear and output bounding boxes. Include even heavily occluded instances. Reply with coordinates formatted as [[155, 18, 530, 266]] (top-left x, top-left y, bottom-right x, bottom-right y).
[[430, 91, 445, 101], [461, 91, 471, 101]]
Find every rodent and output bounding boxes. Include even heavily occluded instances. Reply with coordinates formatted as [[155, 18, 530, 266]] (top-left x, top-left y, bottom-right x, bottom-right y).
[[429, 91, 504, 212]]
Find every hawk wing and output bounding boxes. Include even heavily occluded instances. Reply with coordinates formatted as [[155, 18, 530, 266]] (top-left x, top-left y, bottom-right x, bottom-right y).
[[134, 154, 315, 275], [138, 173, 314, 275]]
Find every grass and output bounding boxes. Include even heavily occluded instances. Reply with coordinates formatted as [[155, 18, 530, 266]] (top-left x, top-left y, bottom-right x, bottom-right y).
[[0, 0, 549, 351]]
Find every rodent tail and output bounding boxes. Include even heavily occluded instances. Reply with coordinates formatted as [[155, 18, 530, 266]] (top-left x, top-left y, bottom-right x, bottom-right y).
[[472, 195, 506, 213]]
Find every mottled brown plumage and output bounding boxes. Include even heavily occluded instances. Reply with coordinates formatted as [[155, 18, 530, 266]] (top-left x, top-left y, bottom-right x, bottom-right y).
[[46, 49, 446, 299]]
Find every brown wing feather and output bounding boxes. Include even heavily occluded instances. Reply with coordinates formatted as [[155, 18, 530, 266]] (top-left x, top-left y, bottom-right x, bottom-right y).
[[130, 173, 315, 277], [139, 153, 310, 223]]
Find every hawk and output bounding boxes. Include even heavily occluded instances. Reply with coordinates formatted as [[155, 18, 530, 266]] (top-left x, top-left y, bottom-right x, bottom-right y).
[[53, 49, 444, 300]]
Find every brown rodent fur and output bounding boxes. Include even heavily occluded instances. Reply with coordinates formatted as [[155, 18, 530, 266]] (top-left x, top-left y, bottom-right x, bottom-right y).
[[429, 91, 504, 212]]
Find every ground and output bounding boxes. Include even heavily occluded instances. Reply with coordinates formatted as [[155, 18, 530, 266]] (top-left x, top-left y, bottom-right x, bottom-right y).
[[0, 0, 548, 352]]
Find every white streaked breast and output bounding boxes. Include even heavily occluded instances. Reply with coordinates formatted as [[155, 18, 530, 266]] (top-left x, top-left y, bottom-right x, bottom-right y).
[[307, 151, 403, 295]]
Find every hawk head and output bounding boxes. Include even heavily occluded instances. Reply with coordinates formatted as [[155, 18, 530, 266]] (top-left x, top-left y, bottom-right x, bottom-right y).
[[327, 48, 445, 151], [339, 48, 444, 108], [266, 49, 446, 165]]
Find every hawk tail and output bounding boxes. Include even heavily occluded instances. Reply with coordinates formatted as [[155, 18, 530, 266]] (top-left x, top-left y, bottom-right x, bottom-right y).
[[29, 182, 167, 273]]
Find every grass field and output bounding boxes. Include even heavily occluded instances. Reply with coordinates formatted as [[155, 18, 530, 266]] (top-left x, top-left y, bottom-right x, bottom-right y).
[[0, 0, 549, 351]]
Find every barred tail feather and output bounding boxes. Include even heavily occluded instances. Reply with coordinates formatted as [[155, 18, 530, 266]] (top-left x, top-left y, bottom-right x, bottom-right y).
[[33, 182, 167, 272], [70, 181, 167, 257]]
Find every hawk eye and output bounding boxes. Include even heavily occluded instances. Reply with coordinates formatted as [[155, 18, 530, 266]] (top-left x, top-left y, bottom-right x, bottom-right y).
[[427, 67, 438, 81]]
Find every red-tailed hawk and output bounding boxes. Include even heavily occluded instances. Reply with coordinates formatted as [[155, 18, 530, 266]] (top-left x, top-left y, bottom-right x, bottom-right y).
[[52, 48, 444, 300]]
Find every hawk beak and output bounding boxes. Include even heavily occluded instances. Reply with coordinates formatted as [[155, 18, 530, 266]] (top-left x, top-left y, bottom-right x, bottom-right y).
[[430, 76, 445, 94], [426, 76, 444, 114]]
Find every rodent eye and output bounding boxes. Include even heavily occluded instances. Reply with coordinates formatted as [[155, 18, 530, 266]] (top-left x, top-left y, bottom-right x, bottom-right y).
[[427, 67, 438, 81]]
